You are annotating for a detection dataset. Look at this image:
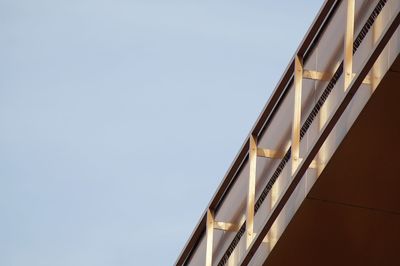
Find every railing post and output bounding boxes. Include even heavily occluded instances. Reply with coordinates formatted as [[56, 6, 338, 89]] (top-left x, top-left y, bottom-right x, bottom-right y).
[[246, 134, 257, 248], [371, 3, 383, 92], [344, 0, 355, 91], [205, 209, 214, 266], [292, 55, 303, 175]]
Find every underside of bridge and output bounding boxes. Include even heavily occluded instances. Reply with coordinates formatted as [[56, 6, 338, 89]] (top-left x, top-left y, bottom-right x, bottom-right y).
[[264, 55, 400, 266]]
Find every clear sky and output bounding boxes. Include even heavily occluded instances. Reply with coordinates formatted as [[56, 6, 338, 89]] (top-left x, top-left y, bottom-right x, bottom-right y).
[[0, 0, 323, 265]]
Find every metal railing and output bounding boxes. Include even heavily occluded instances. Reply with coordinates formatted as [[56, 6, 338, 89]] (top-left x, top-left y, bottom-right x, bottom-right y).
[[175, 0, 400, 265]]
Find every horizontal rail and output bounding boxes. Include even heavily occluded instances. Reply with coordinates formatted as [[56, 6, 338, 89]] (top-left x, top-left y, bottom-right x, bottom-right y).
[[214, 221, 241, 232], [257, 148, 285, 159], [303, 69, 373, 84]]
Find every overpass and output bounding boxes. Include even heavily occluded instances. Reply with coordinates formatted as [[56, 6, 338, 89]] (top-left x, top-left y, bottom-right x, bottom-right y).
[[176, 0, 400, 265]]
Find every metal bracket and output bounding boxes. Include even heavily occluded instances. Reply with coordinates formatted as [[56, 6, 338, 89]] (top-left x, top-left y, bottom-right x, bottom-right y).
[[257, 148, 285, 159], [214, 221, 241, 232], [303, 69, 373, 85]]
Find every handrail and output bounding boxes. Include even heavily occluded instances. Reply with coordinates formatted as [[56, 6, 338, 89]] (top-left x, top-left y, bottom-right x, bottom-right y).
[[174, 1, 340, 265], [240, 9, 400, 265]]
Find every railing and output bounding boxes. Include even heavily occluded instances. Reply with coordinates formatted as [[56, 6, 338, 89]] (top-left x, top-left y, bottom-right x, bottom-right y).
[[176, 0, 400, 265]]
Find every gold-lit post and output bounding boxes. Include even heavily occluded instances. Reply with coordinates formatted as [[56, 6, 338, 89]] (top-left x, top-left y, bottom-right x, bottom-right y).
[[344, 0, 355, 91], [371, 5, 383, 92], [205, 209, 214, 266], [246, 134, 257, 248], [291, 55, 303, 175]]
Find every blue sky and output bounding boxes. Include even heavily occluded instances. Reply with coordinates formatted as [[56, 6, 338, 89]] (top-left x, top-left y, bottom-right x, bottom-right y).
[[0, 0, 323, 265]]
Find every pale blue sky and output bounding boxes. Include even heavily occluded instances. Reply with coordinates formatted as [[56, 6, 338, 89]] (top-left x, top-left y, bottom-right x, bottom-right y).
[[0, 1, 323, 265]]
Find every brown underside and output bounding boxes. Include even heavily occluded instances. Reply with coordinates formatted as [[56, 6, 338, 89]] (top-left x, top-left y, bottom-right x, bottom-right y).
[[264, 55, 400, 266]]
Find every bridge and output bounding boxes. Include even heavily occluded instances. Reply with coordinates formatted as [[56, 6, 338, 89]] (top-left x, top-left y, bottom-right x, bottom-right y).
[[176, 1, 400, 265]]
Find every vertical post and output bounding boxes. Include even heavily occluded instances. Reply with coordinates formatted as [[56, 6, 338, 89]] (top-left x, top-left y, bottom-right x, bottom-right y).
[[205, 209, 214, 266], [246, 134, 257, 248], [344, 0, 355, 91], [292, 55, 303, 175], [371, 5, 383, 92]]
